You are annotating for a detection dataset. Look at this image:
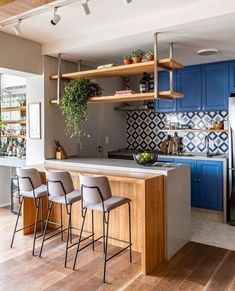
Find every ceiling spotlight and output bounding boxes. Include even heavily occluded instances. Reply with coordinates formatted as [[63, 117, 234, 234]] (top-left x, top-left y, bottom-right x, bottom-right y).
[[197, 48, 219, 56], [51, 7, 61, 25], [13, 19, 21, 35], [123, 0, 132, 4], [81, 0, 90, 15]]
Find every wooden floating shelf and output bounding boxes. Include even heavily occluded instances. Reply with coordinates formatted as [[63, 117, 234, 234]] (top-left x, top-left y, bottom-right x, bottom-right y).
[[50, 58, 183, 80], [49, 91, 184, 105], [4, 120, 26, 125], [1, 135, 25, 139], [1, 106, 26, 111], [161, 129, 228, 132]]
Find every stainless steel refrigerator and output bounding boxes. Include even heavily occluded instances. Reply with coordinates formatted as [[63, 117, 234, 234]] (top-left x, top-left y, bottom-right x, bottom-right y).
[[229, 94, 235, 225]]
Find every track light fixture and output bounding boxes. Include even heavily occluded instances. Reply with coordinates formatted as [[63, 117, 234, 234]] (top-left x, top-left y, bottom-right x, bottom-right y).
[[81, 0, 90, 15], [123, 0, 132, 4], [13, 19, 21, 35], [51, 7, 61, 25]]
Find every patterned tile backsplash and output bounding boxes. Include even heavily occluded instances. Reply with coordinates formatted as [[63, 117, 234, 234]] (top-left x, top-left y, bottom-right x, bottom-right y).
[[126, 110, 229, 154]]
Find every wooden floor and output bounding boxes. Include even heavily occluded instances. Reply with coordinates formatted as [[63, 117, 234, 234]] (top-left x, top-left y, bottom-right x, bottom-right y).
[[1, 208, 235, 291]]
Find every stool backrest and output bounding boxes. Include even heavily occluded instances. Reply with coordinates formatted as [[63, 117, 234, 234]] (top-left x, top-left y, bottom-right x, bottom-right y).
[[46, 171, 74, 197], [79, 174, 112, 204], [16, 168, 42, 191]]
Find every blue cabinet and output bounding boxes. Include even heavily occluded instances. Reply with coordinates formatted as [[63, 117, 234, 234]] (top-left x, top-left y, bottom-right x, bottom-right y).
[[197, 161, 223, 211], [229, 61, 235, 92], [174, 159, 223, 211], [157, 157, 174, 163], [202, 62, 229, 111], [154, 71, 176, 112], [177, 65, 202, 112]]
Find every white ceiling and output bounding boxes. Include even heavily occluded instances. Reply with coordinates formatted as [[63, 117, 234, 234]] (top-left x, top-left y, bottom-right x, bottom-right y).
[[1, 0, 235, 66]]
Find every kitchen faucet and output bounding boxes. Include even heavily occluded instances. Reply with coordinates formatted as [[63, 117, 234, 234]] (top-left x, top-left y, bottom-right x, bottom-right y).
[[204, 135, 210, 157]]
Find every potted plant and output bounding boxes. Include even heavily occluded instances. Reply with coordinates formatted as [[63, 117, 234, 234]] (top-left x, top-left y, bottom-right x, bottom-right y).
[[60, 79, 103, 145], [132, 49, 145, 64], [146, 50, 154, 61], [123, 55, 132, 65]]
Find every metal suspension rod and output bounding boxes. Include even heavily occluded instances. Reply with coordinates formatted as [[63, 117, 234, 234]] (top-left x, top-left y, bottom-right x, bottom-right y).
[[154, 32, 158, 99], [169, 43, 174, 92], [57, 53, 62, 103]]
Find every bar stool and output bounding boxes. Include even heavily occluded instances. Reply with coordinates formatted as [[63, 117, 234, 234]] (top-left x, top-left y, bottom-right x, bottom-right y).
[[39, 171, 81, 267], [10, 168, 48, 256], [73, 174, 132, 283]]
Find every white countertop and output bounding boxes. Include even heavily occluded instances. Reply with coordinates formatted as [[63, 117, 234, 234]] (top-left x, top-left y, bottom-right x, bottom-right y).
[[0, 157, 26, 167], [45, 158, 186, 175]]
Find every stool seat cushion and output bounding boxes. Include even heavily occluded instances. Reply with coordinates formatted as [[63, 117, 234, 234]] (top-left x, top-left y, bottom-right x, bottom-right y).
[[84, 196, 130, 212], [49, 190, 81, 204], [20, 184, 48, 198]]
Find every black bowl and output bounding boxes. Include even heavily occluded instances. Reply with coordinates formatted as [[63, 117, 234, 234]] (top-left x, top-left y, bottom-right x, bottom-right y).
[[133, 151, 158, 166]]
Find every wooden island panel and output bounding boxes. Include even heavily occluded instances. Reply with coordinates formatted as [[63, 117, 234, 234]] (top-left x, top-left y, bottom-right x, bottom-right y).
[[23, 166, 164, 274]]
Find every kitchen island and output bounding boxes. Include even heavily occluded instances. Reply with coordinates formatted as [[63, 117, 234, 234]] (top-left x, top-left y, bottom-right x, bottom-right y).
[[24, 158, 191, 274]]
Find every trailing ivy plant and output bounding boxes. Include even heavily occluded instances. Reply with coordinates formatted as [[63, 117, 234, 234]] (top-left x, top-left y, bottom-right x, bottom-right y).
[[60, 79, 103, 143]]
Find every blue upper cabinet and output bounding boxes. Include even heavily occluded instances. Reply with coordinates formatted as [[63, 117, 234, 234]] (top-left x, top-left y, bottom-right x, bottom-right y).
[[177, 65, 202, 112], [202, 62, 229, 111], [154, 71, 176, 113], [229, 61, 235, 92]]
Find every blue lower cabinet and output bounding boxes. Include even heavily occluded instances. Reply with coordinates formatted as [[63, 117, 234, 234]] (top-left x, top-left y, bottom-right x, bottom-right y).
[[197, 161, 223, 211], [174, 159, 223, 211], [174, 159, 198, 207], [157, 157, 175, 163]]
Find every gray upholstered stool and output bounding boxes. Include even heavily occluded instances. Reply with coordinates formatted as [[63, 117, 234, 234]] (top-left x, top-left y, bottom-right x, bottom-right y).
[[10, 168, 48, 256], [39, 171, 81, 267], [73, 173, 132, 283]]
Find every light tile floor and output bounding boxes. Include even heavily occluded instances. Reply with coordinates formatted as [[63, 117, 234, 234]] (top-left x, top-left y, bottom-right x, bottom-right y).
[[191, 208, 235, 250]]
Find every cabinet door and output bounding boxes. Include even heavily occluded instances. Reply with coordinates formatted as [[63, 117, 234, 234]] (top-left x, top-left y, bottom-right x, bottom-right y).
[[229, 61, 235, 92], [177, 65, 202, 112], [174, 159, 198, 207], [197, 161, 223, 211], [202, 62, 229, 111], [154, 71, 176, 113]]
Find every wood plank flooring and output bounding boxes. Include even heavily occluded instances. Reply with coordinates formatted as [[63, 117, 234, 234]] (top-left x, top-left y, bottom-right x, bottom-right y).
[[1, 208, 235, 291]]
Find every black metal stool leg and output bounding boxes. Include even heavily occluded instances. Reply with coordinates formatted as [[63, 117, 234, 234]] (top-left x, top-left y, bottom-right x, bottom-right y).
[[128, 202, 132, 262], [91, 210, 95, 251], [103, 212, 110, 283], [70, 209, 73, 244], [39, 201, 53, 258], [32, 198, 40, 256], [73, 208, 87, 270], [10, 196, 23, 248], [60, 204, 63, 241], [41, 197, 44, 235], [64, 204, 72, 267]]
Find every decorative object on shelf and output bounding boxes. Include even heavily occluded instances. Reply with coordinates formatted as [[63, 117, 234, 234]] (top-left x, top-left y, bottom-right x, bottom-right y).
[[139, 72, 151, 93], [123, 56, 132, 65], [214, 121, 223, 130], [132, 49, 145, 64], [60, 79, 103, 143], [133, 150, 158, 166], [97, 64, 115, 69], [28, 102, 41, 139], [54, 140, 68, 160], [146, 50, 154, 61], [115, 89, 136, 96]]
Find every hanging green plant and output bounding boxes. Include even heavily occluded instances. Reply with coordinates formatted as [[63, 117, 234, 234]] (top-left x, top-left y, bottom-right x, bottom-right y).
[[60, 79, 103, 142]]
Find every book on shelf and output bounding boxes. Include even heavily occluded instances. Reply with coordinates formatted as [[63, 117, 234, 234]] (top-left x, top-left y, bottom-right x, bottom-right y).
[[114, 90, 137, 96]]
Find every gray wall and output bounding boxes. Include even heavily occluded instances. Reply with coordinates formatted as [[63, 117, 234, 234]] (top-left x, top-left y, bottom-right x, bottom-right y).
[[0, 31, 42, 75]]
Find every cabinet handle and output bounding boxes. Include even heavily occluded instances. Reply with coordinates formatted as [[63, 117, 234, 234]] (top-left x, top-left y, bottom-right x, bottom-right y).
[[197, 107, 201, 110], [202, 107, 206, 110]]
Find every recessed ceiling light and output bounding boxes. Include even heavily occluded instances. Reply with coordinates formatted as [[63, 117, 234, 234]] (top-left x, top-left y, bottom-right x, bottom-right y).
[[51, 7, 61, 25], [197, 48, 219, 56], [81, 0, 90, 15], [123, 0, 132, 4], [13, 19, 21, 35]]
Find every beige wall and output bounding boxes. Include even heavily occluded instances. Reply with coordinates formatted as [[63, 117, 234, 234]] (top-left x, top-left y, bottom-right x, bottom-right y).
[[0, 31, 42, 75]]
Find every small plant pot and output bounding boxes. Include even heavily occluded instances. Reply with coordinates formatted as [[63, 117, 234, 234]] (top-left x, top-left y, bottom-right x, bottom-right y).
[[146, 55, 154, 61], [123, 59, 132, 65], [132, 56, 142, 64]]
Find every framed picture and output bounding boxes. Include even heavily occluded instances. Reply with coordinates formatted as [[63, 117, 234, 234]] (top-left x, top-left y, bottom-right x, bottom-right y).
[[28, 102, 41, 139]]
